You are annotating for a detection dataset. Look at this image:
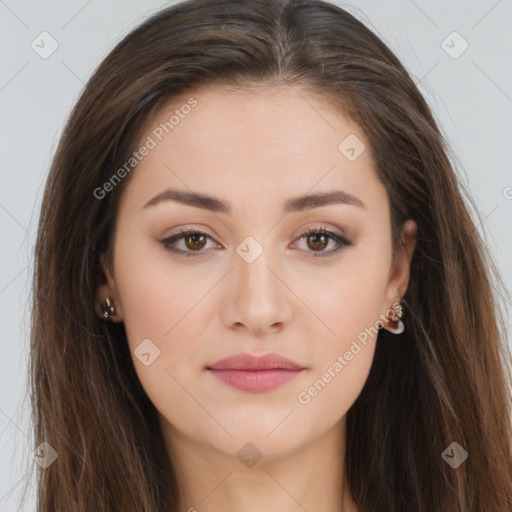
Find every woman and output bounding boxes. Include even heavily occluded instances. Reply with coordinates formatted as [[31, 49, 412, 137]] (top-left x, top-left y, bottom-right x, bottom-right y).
[[30, 0, 512, 510]]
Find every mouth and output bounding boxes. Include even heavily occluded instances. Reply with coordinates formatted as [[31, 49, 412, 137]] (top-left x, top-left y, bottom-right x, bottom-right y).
[[206, 352, 306, 392]]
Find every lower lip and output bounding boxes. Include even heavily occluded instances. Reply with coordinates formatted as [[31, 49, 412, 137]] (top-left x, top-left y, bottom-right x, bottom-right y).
[[207, 369, 303, 392]]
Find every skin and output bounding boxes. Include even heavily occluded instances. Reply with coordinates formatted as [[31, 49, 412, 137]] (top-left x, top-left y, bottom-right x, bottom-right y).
[[97, 84, 417, 512]]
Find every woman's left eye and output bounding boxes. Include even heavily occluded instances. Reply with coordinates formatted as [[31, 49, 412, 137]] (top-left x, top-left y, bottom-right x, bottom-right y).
[[160, 227, 354, 258], [292, 227, 354, 257]]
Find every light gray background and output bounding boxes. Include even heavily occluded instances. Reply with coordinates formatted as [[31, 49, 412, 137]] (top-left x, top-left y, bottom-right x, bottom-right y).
[[1, 0, 511, 509]]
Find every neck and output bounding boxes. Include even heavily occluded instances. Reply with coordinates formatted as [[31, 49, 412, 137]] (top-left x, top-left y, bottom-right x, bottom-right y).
[[160, 416, 359, 512]]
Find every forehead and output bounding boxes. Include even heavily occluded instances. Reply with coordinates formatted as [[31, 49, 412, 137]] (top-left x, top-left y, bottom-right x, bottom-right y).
[[121, 84, 384, 214]]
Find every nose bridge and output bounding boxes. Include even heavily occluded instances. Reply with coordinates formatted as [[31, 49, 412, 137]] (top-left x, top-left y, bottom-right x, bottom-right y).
[[236, 234, 278, 301], [226, 232, 291, 333]]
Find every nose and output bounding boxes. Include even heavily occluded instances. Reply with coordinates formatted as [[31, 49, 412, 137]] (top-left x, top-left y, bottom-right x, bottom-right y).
[[220, 242, 293, 337]]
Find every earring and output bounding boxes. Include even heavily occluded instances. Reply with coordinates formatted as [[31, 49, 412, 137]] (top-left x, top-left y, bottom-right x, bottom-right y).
[[383, 300, 404, 335], [99, 297, 116, 321]]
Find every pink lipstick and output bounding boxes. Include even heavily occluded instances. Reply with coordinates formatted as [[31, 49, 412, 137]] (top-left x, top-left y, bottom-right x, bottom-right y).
[[207, 352, 305, 392]]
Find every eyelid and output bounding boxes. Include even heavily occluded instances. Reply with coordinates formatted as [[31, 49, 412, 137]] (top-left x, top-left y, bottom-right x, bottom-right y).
[[291, 226, 354, 258], [160, 228, 219, 258], [160, 225, 354, 258]]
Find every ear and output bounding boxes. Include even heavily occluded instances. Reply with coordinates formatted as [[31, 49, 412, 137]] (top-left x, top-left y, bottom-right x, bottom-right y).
[[381, 219, 417, 323], [96, 253, 123, 322]]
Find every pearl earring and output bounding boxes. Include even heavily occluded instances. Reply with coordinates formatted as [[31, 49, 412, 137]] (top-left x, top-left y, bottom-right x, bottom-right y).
[[384, 300, 404, 334]]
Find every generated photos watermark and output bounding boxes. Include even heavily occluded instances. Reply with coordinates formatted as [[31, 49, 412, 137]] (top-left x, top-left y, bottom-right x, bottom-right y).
[[93, 97, 198, 200], [297, 304, 399, 405]]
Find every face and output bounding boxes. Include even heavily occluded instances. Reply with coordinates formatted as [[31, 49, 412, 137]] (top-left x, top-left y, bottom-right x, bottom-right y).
[[98, 84, 416, 462]]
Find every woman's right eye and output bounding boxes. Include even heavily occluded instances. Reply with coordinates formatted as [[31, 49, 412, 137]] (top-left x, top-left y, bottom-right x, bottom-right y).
[[160, 229, 217, 258]]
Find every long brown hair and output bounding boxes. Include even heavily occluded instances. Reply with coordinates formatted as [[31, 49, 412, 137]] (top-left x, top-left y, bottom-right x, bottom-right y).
[[29, 0, 512, 510]]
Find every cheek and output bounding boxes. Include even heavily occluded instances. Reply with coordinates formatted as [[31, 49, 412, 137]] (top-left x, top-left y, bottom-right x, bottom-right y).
[[112, 240, 209, 437], [294, 279, 382, 426], [298, 235, 391, 346], [112, 230, 212, 410], [293, 238, 389, 415], [113, 228, 199, 346], [294, 339, 376, 442]]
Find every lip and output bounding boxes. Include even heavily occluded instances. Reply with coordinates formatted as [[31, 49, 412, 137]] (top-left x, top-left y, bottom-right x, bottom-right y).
[[206, 353, 306, 392]]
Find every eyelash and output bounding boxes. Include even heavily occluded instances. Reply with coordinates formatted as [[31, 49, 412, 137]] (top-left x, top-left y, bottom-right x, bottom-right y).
[[161, 227, 354, 259]]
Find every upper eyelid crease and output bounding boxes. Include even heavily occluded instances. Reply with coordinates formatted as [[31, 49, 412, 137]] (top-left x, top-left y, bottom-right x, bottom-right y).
[[143, 188, 367, 214]]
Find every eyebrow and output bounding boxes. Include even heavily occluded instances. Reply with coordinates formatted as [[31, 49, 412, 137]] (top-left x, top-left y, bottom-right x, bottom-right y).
[[142, 188, 367, 214]]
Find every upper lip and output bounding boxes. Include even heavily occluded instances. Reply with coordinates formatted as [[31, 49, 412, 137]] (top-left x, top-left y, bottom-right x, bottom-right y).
[[207, 353, 305, 371]]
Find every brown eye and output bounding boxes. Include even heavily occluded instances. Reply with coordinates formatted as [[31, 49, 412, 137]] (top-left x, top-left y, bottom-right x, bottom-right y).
[[184, 232, 207, 251], [295, 227, 355, 258], [161, 229, 216, 258], [306, 232, 329, 252]]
